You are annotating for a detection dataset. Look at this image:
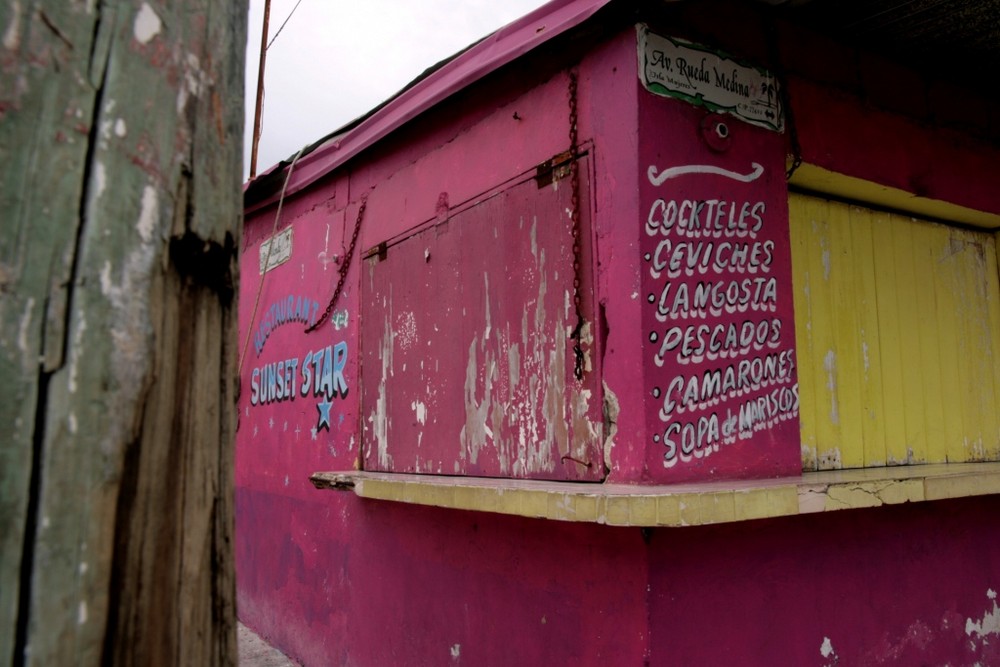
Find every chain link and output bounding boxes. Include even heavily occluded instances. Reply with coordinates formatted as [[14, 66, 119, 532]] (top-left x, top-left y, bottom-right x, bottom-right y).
[[567, 71, 585, 381], [306, 198, 367, 333]]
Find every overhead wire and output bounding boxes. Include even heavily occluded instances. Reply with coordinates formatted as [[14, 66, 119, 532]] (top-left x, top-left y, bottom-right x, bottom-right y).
[[267, 0, 305, 50]]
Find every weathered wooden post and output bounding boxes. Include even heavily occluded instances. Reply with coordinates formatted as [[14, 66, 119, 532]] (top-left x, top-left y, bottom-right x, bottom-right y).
[[0, 1, 245, 664]]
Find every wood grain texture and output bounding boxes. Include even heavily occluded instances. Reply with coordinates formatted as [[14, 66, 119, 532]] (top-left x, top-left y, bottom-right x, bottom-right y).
[[790, 193, 1000, 471], [0, 1, 245, 664]]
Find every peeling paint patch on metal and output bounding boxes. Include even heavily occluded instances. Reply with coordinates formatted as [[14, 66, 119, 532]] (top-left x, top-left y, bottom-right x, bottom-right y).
[[820, 636, 835, 659], [412, 400, 427, 425], [966, 589, 1000, 641]]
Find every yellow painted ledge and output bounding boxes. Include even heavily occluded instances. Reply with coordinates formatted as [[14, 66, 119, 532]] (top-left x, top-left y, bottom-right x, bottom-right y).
[[310, 462, 1000, 528]]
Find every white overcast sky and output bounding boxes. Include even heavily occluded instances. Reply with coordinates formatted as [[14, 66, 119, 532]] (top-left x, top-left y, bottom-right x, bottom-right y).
[[243, 0, 552, 180]]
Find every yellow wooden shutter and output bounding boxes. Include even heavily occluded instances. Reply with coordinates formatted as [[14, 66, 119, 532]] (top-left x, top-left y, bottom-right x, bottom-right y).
[[790, 193, 1000, 471]]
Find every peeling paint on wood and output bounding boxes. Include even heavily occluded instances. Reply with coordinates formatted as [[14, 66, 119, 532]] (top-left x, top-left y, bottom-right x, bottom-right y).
[[791, 195, 1000, 471], [361, 158, 603, 481], [0, 1, 245, 664]]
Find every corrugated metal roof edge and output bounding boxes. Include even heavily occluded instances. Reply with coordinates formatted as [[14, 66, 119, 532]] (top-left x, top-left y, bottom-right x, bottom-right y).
[[244, 0, 613, 212]]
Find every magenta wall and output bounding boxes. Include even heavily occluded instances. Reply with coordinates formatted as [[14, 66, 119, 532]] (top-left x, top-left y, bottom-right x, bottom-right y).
[[237, 7, 1000, 665], [236, 491, 649, 666], [648, 496, 1000, 666], [237, 490, 1000, 665]]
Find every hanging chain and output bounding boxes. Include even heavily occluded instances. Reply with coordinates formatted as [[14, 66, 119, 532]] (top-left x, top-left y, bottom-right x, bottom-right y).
[[567, 70, 585, 381], [306, 198, 367, 333]]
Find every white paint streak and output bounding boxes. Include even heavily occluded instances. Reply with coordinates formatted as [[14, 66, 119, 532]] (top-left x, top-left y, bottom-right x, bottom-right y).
[[100, 118, 113, 146], [824, 349, 839, 425], [3, 0, 22, 50], [450, 644, 461, 660], [68, 413, 78, 434], [78, 601, 88, 625], [396, 311, 418, 351], [94, 162, 107, 199], [603, 381, 619, 472], [100, 260, 113, 296], [114, 118, 127, 137], [966, 591, 1000, 640], [177, 53, 211, 112], [371, 309, 394, 469], [17, 297, 34, 355], [136, 185, 158, 242], [648, 161, 764, 186], [68, 312, 87, 393], [133, 3, 161, 44], [483, 273, 491, 341], [79, 561, 88, 574], [412, 400, 427, 426], [820, 636, 835, 658], [184, 54, 205, 96]]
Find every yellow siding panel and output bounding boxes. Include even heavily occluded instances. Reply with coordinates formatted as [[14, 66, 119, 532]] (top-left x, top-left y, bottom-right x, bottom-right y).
[[958, 230, 1000, 459], [931, 224, 966, 463], [827, 204, 866, 469], [871, 210, 910, 465], [913, 221, 946, 463], [789, 193, 1000, 470], [806, 199, 844, 469], [895, 215, 933, 463], [951, 231, 985, 460], [790, 197, 820, 470], [987, 234, 1000, 460], [849, 207, 887, 467]]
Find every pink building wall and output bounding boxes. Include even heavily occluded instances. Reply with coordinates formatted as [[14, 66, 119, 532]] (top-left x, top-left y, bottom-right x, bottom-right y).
[[237, 3, 1000, 664]]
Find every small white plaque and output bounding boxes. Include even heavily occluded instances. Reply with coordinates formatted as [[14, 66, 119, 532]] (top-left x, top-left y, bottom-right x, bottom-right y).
[[259, 227, 292, 274], [638, 26, 783, 132]]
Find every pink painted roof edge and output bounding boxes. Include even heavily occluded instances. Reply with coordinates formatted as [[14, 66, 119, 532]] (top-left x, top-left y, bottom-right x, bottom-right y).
[[246, 0, 612, 210]]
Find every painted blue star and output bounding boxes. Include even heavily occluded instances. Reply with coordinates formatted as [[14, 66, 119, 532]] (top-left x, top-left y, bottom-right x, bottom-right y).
[[316, 395, 333, 433]]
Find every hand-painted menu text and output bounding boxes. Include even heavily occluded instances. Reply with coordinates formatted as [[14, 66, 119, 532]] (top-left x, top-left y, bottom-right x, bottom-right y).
[[642, 166, 798, 468]]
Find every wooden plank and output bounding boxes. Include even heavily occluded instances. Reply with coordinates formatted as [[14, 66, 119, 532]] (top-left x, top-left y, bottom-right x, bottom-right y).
[[848, 206, 887, 467], [933, 226, 970, 463], [788, 194, 823, 470], [870, 210, 909, 466], [807, 197, 843, 469], [0, 5, 105, 662], [989, 233, 1000, 460], [0, 2, 244, 664], [957, 228, 1000, 461], [788, 195, 813, 469], [912, 220, 947, 464], [312, 463, 1000, 525], [891, 212, 929, 464], [827, 202, 864, 469]]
